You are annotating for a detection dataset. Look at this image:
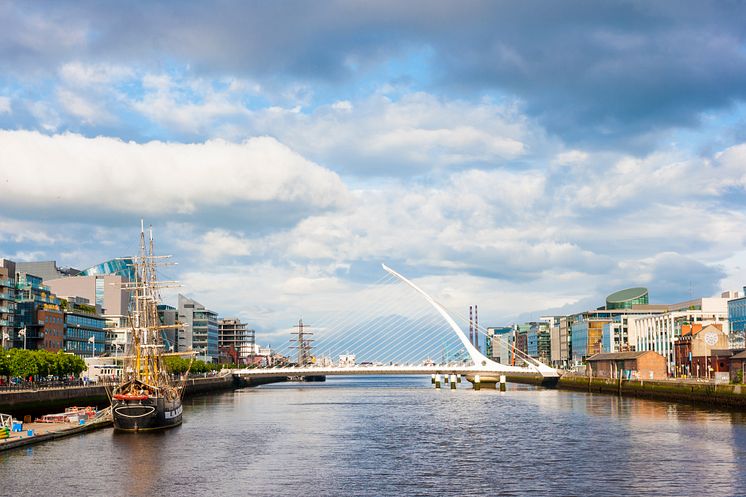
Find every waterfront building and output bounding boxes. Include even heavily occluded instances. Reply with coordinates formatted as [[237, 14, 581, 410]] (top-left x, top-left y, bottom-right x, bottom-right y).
[[178, 294, 218, 361], [729, 350, 746, 383], [549, 315, 572, 369], [15, 260, 79, 281], [526, 321, 551, 362], [672, 323, 729, 379], [46, 274, 131, 356], [727, 288, 746, 348], [62, 297, 106, 357], [83, 357, 123, 382], [486, 326, 512, 362], [218, 318, 256, 364], [157, 304, 179, 352], [78, 258, 135, 281], [628, 297, 730, 372], [339, 354, 356, 367], [38, 308, 64, 352], [0, 259, 17, 349], [14, 272, 62, 350], [587, 351, 667, 380], [571, 315, 611, 363]]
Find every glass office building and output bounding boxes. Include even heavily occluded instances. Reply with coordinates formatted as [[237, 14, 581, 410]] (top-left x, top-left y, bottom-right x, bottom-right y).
[[79, 258, 135, 281]]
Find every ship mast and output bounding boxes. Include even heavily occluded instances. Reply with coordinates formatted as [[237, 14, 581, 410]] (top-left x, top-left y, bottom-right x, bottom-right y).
[[122, 220, 175, 387]]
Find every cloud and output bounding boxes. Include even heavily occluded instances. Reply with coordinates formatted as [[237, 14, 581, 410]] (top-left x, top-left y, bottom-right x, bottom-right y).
[[56, 88, 111, 124], [0, 96, 10, 114], [4, 2, 746, 146], [0, 130, 348, 218], [250, 92, 533, 175], [58, 62, 134, 87]]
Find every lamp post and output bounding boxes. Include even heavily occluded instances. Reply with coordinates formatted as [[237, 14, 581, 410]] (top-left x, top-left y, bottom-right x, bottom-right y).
[[88, 334, 96, 358], [1, 331, 8, 350], [18, 327, 26, 350]]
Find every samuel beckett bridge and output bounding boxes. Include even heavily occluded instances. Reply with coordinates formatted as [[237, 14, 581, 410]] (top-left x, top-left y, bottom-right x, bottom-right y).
[[233, 264, 558, 387]]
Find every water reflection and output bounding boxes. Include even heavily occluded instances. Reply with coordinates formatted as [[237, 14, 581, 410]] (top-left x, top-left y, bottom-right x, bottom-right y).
[[1, 377, 745, 496]]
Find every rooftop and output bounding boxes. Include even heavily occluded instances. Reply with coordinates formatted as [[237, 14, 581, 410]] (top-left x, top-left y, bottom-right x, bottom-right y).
[[587, 351, 660, 361]]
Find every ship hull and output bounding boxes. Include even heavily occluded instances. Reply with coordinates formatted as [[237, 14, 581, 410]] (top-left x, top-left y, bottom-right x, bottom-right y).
[[112, 395, 183, 432]]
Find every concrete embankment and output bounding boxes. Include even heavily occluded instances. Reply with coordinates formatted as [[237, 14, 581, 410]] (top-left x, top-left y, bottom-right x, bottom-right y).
[[505, 374, 746, 409], [0, 374, 287, 419]]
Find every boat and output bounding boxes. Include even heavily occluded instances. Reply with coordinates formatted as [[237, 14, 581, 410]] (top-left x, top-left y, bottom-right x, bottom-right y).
[[111, 222, 188, 432]]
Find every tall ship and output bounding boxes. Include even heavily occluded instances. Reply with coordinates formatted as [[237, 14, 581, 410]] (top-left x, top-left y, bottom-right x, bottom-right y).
[[111, 223, 186, 431]]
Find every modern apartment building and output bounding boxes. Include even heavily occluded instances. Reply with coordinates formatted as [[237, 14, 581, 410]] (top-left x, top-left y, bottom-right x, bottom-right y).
[[14, 272, 62, 349], [0, 259, 16, 348], [62, 297, 106, 357], [178, 294, 219, 361], [218, 318, 256, 364]]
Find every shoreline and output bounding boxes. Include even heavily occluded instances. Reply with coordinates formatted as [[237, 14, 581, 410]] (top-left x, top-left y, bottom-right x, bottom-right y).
[[502, 373, 746, 409]]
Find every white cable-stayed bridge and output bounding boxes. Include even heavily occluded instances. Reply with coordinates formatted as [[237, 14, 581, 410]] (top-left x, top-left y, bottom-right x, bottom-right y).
[[233, 264, 559, 386]]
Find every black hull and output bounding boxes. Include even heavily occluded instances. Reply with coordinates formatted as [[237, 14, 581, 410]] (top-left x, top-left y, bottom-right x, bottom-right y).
[[112, 396, 183, 432]]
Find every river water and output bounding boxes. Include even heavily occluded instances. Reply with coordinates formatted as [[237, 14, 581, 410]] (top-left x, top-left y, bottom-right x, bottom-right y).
[[2, 376, 745, 496]]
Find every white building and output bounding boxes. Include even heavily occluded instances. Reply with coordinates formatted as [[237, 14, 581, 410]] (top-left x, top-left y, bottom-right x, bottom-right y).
[[339, 354, 356, 367], [628, 297, 730, 371]]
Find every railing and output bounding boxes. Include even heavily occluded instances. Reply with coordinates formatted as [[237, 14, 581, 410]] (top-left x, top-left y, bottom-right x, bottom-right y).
[[0, 378, 119, 392]]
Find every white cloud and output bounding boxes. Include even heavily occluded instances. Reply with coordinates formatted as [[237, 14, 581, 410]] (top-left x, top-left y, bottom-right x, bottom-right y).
[[0, 96, 11, 114], [56, 88, 111, 124], [59, 62, 134, 87], [0, 130, 349, 215], [251, 92, 532, 174], [26, 101, 61, 131]]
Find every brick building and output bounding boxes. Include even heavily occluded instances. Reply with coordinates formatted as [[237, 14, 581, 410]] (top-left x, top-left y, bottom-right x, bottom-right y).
[[586, 350, 668, 380]]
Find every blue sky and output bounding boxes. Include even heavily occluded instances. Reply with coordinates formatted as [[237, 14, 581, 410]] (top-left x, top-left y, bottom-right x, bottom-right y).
[[1, 1, 745, 344]]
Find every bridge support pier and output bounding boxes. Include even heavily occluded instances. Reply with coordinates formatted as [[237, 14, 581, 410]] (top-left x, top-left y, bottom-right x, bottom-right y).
[[450, 374, 457, 389], [434, 374, 441, 389]]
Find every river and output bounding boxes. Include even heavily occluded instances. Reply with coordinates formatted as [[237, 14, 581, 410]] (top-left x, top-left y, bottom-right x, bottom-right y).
[[2, 376, 745, 496]]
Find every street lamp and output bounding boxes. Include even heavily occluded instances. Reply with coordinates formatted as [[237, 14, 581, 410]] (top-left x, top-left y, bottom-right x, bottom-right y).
[[88, 334, 96, 358], [18, 327, 26, 350], [1, 331, 8, 349]]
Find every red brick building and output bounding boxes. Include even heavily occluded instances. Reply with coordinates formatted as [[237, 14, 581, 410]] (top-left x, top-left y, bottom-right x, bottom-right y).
[[38, 308, 64, 352], [587, 351, 668, 380], [730, 350, 746, 383], [673, 323, 729, 378]]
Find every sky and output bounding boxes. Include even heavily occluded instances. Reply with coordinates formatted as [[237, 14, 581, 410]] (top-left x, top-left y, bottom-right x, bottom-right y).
[[1, 1, 746, 346]]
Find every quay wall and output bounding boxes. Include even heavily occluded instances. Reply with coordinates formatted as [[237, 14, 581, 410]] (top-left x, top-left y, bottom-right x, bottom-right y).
[[0, 374, 287, 418], [505, 374, 746, 408]]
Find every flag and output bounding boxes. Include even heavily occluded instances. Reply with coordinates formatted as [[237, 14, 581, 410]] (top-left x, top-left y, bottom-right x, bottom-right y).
[[88, 335, 95, 343], [18, 327, 26, 337]]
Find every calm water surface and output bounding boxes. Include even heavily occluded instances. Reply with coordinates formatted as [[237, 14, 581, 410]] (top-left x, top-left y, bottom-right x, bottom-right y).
[[2, 376, 745, 496]]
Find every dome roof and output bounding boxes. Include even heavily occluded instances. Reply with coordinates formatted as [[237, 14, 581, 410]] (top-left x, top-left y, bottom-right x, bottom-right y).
[[606, 287, 648, 304]]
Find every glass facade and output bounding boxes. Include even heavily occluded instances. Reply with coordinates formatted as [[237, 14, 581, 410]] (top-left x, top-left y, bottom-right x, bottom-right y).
[[606, 288, 649, 310], [64, 311, 106, 357], [728, 288, 746, 348], [79, 258, 135, 281]]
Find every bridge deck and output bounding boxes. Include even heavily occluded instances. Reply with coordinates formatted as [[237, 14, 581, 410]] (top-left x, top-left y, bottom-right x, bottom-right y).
[[233, 365, 557, 378]]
